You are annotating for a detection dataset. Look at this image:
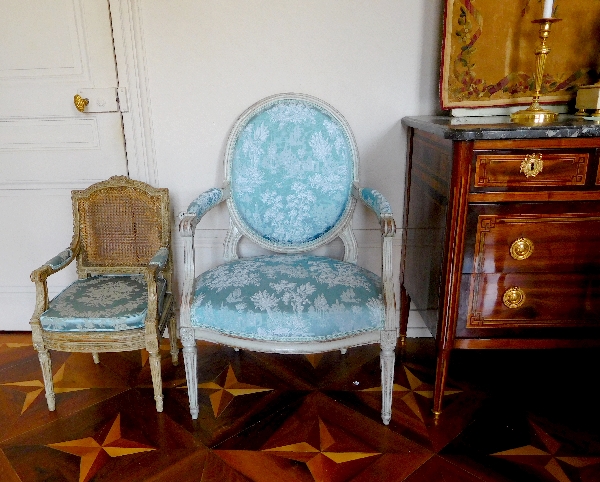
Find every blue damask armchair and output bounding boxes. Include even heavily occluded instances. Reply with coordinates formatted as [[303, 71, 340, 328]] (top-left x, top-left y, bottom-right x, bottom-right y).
[[179, 94, 397, 424]]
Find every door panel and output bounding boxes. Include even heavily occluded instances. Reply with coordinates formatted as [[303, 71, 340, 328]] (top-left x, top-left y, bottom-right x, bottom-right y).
[[0, 0, 128, 330]]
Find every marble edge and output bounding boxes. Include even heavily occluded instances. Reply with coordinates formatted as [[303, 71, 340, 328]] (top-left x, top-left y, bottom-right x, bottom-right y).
[[401, 115, 600, 141]]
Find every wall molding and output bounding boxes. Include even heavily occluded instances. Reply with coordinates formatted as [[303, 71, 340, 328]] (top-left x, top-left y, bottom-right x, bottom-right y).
[[0, 181, 105, 192], [0, 117, 99, 151], [109, 0, 158, 186]]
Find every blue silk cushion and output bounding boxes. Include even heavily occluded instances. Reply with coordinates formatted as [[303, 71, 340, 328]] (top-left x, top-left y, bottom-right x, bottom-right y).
[[40, 275, 167, 332], [190, 255, 384, 341]]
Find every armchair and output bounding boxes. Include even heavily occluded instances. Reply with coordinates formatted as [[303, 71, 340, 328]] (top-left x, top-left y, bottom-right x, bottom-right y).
[[179, 94, 397, 424], [30, 176, 179, 412]]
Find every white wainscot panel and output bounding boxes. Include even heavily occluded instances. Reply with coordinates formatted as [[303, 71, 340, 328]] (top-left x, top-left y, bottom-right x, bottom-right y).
[[0, 188, 78, 331], [0, 118, 99, 151], [0, 0, 84, 78]]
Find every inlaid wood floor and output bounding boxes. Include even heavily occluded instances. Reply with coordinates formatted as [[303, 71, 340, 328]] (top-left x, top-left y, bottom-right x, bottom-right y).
[[0, 332, 599, 481]]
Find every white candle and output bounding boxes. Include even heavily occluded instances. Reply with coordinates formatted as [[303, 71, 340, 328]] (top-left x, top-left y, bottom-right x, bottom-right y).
[[542, 0, 554, 18]]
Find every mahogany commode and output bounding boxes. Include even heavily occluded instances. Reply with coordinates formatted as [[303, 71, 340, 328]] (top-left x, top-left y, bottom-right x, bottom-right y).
[[400, 115, 600, 415]]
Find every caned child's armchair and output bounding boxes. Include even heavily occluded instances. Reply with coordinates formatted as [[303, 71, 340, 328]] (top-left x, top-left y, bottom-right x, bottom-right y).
[[30, 176, 179, 412], [179, 94, 398, 424]]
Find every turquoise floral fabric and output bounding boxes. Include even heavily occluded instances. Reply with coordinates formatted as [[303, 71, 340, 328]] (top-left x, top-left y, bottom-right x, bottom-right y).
[[186, 188, 224, 219], [360, 188, 392, 221], [190, 255, 384, 341], [45, 249, 73, 271], [40, 275, 167, 332], [149, 247, 169, 268], [230, 99, 354, 247]]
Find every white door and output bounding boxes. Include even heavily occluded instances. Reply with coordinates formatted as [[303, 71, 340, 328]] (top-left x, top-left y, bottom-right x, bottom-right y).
[[0, 0, 128, 330]]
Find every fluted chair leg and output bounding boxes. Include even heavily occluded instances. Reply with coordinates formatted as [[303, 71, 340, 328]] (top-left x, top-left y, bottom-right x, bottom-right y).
[[380, 329, 397, 425], [37, 348, 56, 411], [148, 347, 164, 412], [181, 327, 199, 419]]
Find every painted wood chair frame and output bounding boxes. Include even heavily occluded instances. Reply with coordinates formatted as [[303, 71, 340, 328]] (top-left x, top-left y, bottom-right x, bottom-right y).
[[30, 176, 179, 412], [179, 93, 397, 424]]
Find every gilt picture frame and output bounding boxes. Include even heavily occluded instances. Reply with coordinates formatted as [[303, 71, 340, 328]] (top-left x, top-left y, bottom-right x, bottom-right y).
[[440, 0, 600, 110]]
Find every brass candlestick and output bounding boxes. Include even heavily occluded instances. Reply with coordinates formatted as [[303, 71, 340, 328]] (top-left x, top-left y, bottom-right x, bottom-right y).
[[511, 18, 562, 125]]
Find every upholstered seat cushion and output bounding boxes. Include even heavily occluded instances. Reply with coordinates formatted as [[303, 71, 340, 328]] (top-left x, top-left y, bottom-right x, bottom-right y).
[[190, 255, 384, 342], [40, 275, 167, 332]]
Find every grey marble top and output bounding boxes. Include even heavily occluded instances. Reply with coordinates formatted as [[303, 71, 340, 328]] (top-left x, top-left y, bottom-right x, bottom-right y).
[[402, 115, 600, 141]]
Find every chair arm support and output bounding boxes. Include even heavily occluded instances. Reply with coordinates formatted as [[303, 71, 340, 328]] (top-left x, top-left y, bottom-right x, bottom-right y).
[[179, 187, 227, 235], [353, 185, 397, 330], [355, 187, 396, 237], [30, 247, 76, 320], [144, 247, 171, 328], [178, 186, 227, 328]]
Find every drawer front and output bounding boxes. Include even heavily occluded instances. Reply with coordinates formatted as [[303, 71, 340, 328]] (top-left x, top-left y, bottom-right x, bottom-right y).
[[468, 213, 600, 274], [466, 273, 600, 329], [474, 151, 589, 189]]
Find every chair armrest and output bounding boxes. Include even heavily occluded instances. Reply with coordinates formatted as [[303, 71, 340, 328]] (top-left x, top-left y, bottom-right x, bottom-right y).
[[31, 248, 75, 282], [355, 187, 396, 237], [178, 187, 228, 328], [149, 246, 169, 270], [354, 186, 397, 329], [179, 187, 227, 235], [30, 247, 76, 320], [144, 247, 171, 328]]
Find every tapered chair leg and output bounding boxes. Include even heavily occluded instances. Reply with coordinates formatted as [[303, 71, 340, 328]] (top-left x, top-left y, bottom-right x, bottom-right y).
[[31, 323, 56, 411], [380, 329, 397, 425], [38, 348, 56, 411], [148, 349, 164, 412], [181, 327, 199, 420], [145, 321, 164, 412], [168, 311, 179, 366]]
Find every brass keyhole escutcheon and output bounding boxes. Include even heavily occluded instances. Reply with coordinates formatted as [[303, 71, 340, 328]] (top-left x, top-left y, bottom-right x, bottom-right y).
[[74, 94, 89, 113], [510, 237, 534, 260], [503, 287, 526, 309], [520, 153, 543, 178]]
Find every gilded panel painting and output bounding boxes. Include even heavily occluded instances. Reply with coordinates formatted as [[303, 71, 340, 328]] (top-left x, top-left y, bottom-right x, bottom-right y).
[[441, 0, 600, 109]]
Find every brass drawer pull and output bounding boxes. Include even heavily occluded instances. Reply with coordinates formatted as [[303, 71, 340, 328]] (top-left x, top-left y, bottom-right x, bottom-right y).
[[520, 153, 543, 178], [503, 287, 526, 309], [510, 237, 534, 260]]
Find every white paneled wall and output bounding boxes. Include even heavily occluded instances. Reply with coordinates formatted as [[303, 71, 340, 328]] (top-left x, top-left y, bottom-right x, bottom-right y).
[[5, 1, 443, 335]]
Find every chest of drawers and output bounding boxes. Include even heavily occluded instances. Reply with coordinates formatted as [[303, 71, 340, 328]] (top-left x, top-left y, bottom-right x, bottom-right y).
[[400, 116, 600, 416]]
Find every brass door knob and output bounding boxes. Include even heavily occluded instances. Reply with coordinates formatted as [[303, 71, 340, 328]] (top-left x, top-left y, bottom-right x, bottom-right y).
[[503, 287, 526, 309], [510, 237, 534, 260], [74, 94, 89, 113], [520, 153, 543, 178]]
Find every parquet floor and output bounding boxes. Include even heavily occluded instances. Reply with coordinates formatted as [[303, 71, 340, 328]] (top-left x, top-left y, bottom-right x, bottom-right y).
[[1, 332, 599, 481]]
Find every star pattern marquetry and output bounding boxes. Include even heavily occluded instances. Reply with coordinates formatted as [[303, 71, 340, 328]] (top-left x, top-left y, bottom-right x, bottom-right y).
[[198, 365, 273, 418], [263, 416, 380, 481], [48, 413, 155, 482], [1, 363, 89, 414], [361, 366, 461, 422], [0, 342, 31, 348], [491, 421, 600, 482], [304, 353, 324, 368]]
